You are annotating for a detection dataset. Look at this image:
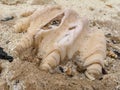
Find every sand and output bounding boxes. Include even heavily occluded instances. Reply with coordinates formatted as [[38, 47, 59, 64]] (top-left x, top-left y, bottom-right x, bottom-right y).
[[0, 0, 120, 90]]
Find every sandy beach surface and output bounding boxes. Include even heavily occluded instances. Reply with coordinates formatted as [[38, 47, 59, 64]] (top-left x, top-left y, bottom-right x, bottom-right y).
[[0, 0, 120, 90]]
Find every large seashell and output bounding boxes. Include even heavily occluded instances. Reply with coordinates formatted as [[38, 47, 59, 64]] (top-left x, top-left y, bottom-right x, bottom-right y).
[[14, 6, 106, 80]]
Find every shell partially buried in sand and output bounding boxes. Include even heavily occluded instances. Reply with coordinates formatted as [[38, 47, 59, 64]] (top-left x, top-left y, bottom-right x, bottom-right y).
[[13, 6, 106, 80]]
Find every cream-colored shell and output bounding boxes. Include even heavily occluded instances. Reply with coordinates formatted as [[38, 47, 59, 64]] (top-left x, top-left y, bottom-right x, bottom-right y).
[[13, 6, 106, 80]]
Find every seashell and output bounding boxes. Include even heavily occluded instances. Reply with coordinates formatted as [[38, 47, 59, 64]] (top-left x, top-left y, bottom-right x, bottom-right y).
[[14, 6, 106, 80]]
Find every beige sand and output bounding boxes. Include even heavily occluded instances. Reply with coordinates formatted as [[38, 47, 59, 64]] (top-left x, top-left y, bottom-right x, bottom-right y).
[[0, 0, 120, 90]]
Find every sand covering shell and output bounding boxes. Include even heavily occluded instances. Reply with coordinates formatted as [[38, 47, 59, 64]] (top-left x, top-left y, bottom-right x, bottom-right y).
[[13, 6, 106, 80]]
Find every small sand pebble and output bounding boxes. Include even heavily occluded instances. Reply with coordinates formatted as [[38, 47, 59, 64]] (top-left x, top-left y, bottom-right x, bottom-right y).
[[107, 50, 117, 59], [89, 7, 95, 11]]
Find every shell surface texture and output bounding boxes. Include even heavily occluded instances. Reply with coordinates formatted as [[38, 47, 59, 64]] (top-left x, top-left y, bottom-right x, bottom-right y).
[[13, 6, 106, 80]]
